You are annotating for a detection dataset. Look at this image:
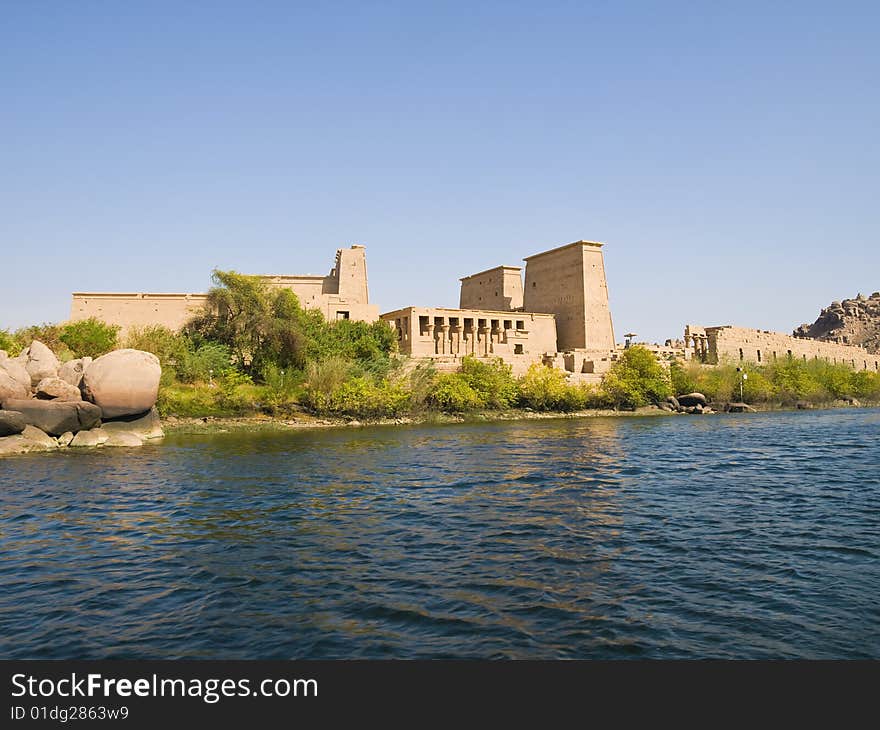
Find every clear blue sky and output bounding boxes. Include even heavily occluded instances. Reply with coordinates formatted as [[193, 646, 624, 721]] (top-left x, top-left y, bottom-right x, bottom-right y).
[[2, 1, 878, 343]]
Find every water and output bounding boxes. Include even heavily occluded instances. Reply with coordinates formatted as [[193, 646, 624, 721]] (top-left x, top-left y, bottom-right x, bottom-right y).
[[1, 409, 878, 659]]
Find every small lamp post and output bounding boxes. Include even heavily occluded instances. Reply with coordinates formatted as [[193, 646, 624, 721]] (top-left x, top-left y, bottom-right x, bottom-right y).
[[736, 367, 747, 401]]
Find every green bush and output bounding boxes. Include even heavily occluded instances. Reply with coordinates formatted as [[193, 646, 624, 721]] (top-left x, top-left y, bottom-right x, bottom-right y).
[[670, 360, 699, 396], [259, 362, 301, 414], [428, 372, 484, 412], [328, 376, 411, 418], [11, 323, 74, 361], [124, 325, 188, 364], [459, 357, 517, 409], [851, 370, 880, 401], [301, 356, 356, 412], [176, 342, 233, 383], [517, 364, 593, 411], [58, 318, 119, 359], [601, 346, 672, 409], [215, 370, 255, 415], [0, 329, 18, 355]]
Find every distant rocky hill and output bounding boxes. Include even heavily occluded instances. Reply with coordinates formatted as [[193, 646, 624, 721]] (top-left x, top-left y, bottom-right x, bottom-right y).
[[794, 292, 880, 354]]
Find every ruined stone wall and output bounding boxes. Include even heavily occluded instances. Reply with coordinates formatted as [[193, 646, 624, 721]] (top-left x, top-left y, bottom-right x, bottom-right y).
[[459, 266, 524, 311], [382, 306, 557, 376], [522, 241, 615, 352], [686, 325, 879, 371]]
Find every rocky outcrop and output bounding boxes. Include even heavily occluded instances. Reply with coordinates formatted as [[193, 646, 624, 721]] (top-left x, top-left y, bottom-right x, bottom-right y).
[[0, 341, 163, 456], [58, 357, 92, 388], [0, 357, 32, 393], [19, 340, 60, 386], [677, 393, 708, 408], [105, 431, 145, 447], [35, 377, 82, 402], [3, 399, 102, 436], [794, 292, 880, 354], [0, 370, 29, 405], [0, 425, 59, 455], [82, 349, 161, 419], [100, 407, 164, 440], [0, 410, 27, 436]]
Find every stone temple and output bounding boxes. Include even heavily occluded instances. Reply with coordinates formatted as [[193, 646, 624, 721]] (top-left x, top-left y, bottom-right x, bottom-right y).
[[70, 238, 878, 378], [382, 240, 618, 380], [71, 239, 622, 382]]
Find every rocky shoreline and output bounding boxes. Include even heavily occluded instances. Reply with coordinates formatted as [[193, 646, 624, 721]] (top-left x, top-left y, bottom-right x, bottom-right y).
[[0, 341, 163, 456]]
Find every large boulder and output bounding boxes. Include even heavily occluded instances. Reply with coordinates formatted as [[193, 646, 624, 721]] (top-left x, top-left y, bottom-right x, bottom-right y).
[[36, 377, 82, 402], [0, 357, 32, 392], [0, 410, 26, 436], [58, 357, 92, 388], [677, 392, 708, 408], [20, 340, 60, 386], [102, 407, 164, 440], [2, 399, 102, 436], [82, 349, 161, 419], [0, 371, 29, 405]]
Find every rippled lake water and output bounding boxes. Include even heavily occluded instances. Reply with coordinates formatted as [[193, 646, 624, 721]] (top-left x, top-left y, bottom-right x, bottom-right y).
[[1, 409, 878, 659]]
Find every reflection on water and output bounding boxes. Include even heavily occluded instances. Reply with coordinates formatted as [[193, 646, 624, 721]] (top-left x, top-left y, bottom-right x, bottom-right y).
[[1, 410, 879, 659]]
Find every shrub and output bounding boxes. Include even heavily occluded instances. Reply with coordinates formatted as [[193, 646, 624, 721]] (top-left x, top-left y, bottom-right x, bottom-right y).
[[215, 370, 254, 415], [124, 325, 188, 364], [12, 323, 73, 360], [176, 342, 233, 383], [0, 329, 18, 355], [459, 357, 517, 409], [59, 318, 119, 359], [328, 376, 411, 418], [260, 363, 301, 414], [301, 356, 357, 412], [428, 372, 484, 412], [600, 346, 671, 409], [851, 370, 880, 401], [403, 361, 438, 412], [517, 364, 593, 411], [670, 360, 700, 395]]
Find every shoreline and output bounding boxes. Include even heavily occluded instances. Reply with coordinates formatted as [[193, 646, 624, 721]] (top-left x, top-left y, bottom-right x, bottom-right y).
[[161, 400, 877, 435]]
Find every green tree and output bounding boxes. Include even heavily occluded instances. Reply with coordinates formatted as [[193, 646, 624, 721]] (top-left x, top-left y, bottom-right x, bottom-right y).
[[59, 318, 119, 358], [601, 346, 671, 409], [186, 270, 307, 375]]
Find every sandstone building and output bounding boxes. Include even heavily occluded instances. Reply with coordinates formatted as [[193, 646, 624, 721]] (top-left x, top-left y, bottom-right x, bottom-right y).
[[383, 240, 618, 380], [71, 245, 380, 334], [684, 324, 879, 371]]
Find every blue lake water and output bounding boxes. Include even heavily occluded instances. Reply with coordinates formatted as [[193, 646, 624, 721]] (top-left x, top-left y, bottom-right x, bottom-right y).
[[1, 409, 878, 659]]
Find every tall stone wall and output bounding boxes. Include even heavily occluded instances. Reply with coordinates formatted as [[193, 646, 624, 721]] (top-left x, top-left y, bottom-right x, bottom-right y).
[[522, 241, 615, 352], [686, 325, 879, 371]]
